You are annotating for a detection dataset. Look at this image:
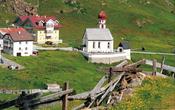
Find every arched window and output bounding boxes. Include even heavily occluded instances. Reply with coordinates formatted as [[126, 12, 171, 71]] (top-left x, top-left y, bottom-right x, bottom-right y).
[[107, 42, 110, 48], [93, 42, 95, 48], [119, 47, 123, 52], [98, 42, 101, 48]]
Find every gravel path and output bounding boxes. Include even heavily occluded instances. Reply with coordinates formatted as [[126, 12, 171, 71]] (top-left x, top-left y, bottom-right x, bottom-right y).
[[0, 56, 24, 70], [132, 51, 175, 56]]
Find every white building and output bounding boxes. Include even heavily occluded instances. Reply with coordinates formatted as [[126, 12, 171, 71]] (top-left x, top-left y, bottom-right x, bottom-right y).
[[83, 28, 113, 53], [118, 41, 131, 60], [46, 84, 61, 92], [0, 28, 34, 56], [82, 11, 131, 64]]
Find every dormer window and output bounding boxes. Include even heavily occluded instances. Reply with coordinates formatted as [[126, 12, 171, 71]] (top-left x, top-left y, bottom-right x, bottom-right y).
[[46, 22, 54, 28], [35, 22, 39, 25], [46, 19, 54, 28], [38, 20, 44, 26], [46, 20, 54, 33]]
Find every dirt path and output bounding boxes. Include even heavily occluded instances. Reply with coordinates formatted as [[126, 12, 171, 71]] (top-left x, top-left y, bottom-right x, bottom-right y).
[[0, 56, 24, 70]]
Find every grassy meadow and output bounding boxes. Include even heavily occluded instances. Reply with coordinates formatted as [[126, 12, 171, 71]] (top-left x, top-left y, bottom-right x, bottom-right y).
[[113, 77, 175, 110], [0, 51, 106, 92], [0, 0, 175, 50]]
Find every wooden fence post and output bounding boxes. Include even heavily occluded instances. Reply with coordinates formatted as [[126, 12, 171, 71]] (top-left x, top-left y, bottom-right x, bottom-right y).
[[152, 59, 157, 76], [160, 56, 165, 74], [172, 73, 175, 79], [108, 67, 113, 83], [62, 82, 68, 110]]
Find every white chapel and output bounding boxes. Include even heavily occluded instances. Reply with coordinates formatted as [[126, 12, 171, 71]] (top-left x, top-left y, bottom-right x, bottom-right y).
[[82, 11, 131, 64]]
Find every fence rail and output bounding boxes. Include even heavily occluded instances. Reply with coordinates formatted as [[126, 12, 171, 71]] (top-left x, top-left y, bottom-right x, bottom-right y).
[[0, 88, 62, 94]]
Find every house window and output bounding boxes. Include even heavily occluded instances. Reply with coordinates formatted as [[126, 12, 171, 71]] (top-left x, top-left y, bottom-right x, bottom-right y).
[[25, 47, 28, 50], [26, 41, 28, 44], [19, 42, 21, 44], [93, 42, 95, 48], [46, 36, 51, 39], [98, 42, 101, 48], [108, 42, 110, 48], [47, 30, 51, 33], [36, 22, 39, 25], [43, 23, 46, 26]]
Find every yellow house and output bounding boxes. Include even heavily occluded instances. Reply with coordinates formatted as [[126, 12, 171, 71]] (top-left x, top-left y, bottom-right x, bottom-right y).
[[14, 16, 63, 44], [36, 30, 62, 44]]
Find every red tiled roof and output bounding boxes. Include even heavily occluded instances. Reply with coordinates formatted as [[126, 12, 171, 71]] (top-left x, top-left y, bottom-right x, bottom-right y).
[[19, 16, 29, 22], [19, 15, 63, 29], [0, 28, 33, 42]]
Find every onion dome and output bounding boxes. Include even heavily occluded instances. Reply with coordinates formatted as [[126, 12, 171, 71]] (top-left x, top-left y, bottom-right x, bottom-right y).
[[98, 10, 107, 20]]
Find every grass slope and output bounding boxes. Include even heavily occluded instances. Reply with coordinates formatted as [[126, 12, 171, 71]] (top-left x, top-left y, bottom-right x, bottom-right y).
[[113, 77, 175, 110], [0, 51, 105, 92], [0, 0, 175, 51], [40, 0, 175, 52]]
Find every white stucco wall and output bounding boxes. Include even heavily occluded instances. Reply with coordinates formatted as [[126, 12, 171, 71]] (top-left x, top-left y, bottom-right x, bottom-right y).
[[117, 47, 131, 60], [0, 39, 3, 50], [13, 41, 33, 56], [82, 52, 129, 64], [83, 40, 113, 53], [123, 49, 131, 60]]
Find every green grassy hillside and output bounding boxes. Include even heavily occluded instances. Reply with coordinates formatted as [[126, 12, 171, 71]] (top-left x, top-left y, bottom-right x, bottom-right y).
[[0, 0, 175, 51], [0, 51, 105, 92]]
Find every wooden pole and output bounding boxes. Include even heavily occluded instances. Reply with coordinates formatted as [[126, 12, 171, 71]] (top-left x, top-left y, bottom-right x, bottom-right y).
[[108, 67, 113, 83], [62, 82, 68, 110], [152, 59, 157, 76], [160, 56, 165, 74], [125, 59, 146, 68], [172, 73, 175, 79]]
